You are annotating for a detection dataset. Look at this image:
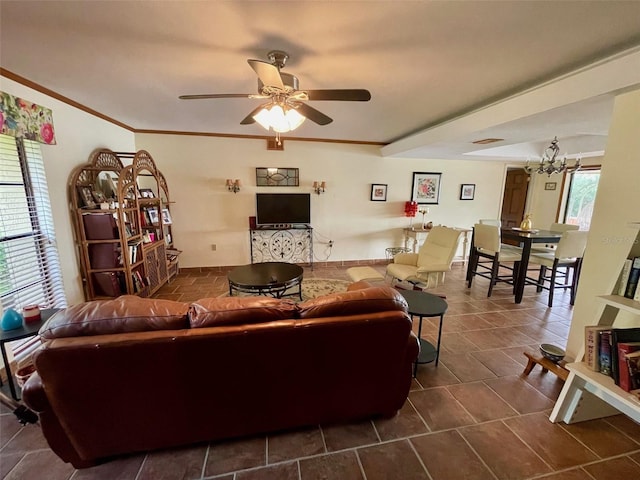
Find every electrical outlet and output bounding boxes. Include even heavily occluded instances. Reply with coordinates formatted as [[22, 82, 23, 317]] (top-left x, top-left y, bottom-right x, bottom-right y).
[[211, 244, 217, 251], [328, 240, 334, 247]]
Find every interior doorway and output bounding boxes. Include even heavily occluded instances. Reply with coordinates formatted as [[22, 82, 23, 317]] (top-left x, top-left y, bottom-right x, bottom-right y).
[[501, 169, 529, 228]]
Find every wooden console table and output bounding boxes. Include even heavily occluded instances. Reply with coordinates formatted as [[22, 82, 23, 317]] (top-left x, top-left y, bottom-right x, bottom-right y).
[[403, 226, 472, 262]]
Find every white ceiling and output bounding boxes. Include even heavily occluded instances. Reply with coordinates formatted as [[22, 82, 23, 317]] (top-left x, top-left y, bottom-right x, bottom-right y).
[[1, 1, 640, 160]]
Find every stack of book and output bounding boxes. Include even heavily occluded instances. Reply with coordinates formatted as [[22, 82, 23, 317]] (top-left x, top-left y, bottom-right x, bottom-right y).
[[585, 325, 640, 398], [618, 256, 640, 300]]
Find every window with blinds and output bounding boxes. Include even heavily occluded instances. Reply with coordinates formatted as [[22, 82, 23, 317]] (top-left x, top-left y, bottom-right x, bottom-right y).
[[0, 134, 67, 365]]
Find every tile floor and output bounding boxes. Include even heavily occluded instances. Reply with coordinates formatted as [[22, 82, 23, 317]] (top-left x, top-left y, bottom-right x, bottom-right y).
[[1, 262, 639, 480]]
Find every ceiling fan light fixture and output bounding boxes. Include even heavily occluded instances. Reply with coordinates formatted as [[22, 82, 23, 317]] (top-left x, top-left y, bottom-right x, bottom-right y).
[[253, 103, 306, 133]]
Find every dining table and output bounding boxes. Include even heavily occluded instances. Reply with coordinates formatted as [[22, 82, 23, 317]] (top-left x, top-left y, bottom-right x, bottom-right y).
[[466, 227, 564, 304]]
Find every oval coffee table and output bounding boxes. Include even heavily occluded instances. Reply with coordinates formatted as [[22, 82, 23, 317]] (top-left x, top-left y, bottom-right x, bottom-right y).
[[398, 289, 448, 376], [228, 262, 304, 300]]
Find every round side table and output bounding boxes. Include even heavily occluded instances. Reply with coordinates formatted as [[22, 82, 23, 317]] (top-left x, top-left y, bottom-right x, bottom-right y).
[[399, 290, 448, 376]]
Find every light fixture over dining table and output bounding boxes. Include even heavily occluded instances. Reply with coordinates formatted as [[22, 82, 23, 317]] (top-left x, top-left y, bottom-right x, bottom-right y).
[[524, 136, 582, 176]]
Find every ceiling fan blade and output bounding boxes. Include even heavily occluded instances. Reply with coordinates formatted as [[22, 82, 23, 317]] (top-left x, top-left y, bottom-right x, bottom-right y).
[[305, 89, 371, 102], [294, 103, 333, 125], [247, 59, 285, 91], [179, 93, 255, 100], [240, 104, 268, 125]]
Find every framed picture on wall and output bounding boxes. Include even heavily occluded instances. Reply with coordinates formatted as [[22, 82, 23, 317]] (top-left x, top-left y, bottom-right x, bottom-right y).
[[77, 186, 97, 209], [411, 172, 441, 204], [370, 184, 388, 201], [460, 184, 475, 200]]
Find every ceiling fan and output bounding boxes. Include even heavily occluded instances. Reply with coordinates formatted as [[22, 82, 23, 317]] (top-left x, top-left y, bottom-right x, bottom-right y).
[[179, 50, 371, 131]]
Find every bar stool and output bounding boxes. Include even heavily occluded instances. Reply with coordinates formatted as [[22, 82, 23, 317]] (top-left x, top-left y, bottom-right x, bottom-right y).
[[528, 230, 588, 307], [467, 223, 523, 297]]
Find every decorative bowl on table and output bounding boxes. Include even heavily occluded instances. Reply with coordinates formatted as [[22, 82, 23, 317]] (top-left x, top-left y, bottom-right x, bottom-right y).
[[539, 343, 565, 363]]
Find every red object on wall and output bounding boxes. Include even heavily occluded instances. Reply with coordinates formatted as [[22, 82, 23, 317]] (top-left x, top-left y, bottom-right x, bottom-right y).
[[249, 216, 256, 229], [404, 201, 418, 217]]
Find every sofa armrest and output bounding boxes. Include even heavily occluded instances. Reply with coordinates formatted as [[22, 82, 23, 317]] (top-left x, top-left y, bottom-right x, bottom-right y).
[[394, 253, 419, 265], [22, 371, 49, 412]]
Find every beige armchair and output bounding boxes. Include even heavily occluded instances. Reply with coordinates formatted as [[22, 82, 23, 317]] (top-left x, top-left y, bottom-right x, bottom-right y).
[[386, 226, 462, 289]]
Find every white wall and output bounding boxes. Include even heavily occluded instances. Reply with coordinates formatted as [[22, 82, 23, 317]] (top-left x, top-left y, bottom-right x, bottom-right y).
[[135, 133, 511, 268], [526, 156, 603, 230], [566, 88, 640, 358], [0, 76, 136, 305]]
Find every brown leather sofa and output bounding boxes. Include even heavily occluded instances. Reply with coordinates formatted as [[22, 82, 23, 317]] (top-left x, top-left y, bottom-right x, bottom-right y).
[[23, 282, 418, 468]]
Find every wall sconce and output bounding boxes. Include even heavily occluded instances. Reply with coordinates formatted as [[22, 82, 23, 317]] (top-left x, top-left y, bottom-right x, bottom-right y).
[[226, 179, 241, 193], [313, 181, 326, 195]]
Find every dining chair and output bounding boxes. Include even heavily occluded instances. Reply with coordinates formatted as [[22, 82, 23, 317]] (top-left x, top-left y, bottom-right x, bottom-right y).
[[528, 230, 588, 307], [467, 223, 523, 297], [532, 223, 580, 283]]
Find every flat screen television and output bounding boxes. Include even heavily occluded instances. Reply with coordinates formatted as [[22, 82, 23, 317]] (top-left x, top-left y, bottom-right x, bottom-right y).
[[256, 193, 310, 226]]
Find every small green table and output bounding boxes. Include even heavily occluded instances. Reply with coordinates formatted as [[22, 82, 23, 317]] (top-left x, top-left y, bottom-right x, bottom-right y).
[[399, 290, 448, 376]]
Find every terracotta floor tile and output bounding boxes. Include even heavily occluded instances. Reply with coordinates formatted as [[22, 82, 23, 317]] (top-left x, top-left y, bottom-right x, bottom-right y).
[[321, 421, 378, 452], [471, 349, 527, 376], [204, 436, 266, 477], [411, 430, 494, 480], [236, 461, 299, 480], [439, 352, 497, 382], [447, 382, 518, 422], [299, 451, 364, 480], [414, 362, 461, 387], [267, 427, 325, 463], [3, 450, 75, 480], [0, 414, 22, 448], [531, 468, 590, 480], [460, 420, 552, 480], [0, 422, 50, 455], [71, 454, 145, 480], [136, 444, 206, 480], [504, 412, 598, 469], [373, 400, 429, 441], [438, 332, 481, 353], [462, 327, 537, 350], [514, 324, 565, 345], [409, 387, 476, 431], [484, 376, 555, 414], [522, 368, 566, 400], [501, 345, 541, 366], [603, 414, 640, 440], [357, 440, 428, 480], [560, 418, 640, 457], [582, 456, 640, 479], [0, 452, 24, 479]]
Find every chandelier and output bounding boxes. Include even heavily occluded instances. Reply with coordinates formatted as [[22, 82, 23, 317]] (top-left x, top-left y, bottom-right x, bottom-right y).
[[523, 137, 581, 176]]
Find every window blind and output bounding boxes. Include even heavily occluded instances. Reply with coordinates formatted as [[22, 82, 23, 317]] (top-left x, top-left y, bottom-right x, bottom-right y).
[[0, 134, 67, 367]]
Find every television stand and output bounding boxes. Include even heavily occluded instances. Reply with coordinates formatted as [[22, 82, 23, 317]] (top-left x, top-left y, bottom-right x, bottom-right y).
[[249, 226, 313, 269]]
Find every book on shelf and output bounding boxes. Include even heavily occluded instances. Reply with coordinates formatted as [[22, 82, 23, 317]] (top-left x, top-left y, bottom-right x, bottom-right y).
[[618, 258, 633, 296], [626, 351, 640, 391], [617, 342, 640, 392], [584, 325, 610, 371], [599, 330, 612, 376], [610, 327, 640, 385], [624, 256, 640, 299]]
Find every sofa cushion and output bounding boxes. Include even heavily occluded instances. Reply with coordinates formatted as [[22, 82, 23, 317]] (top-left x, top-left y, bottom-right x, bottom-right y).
[[40, 295, 189, 339], [189, 296, 298, 328], [297, 286, 408, 319]]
